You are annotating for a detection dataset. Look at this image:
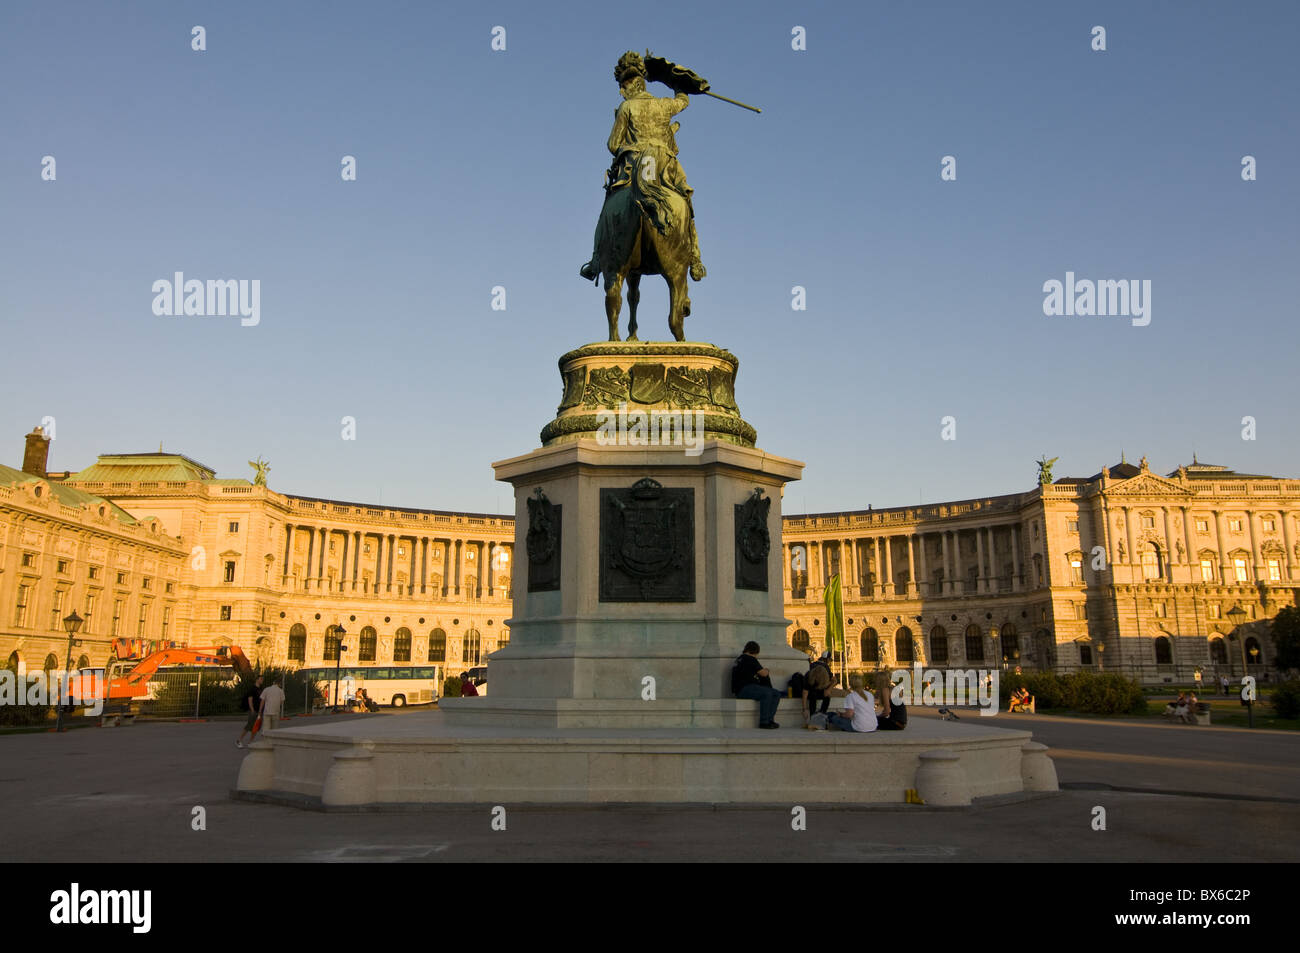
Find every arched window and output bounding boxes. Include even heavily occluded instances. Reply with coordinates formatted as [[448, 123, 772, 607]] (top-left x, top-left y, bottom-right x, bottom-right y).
[[428, 628, 447, 662], [895, 627, 914, 663], [1141, 545, 1163, 580], [928, 626, 948, 663], [43, 653, 58, 673], [498, 627, 510, 647], [1245, 637, 1261, 665], [860, 628, 879, 662], [462, 629, 482, 665], [964, 624, 984, 662], [75, 655, 90, 670], [1001, 624, 1019, 664], [791, 628, 811, 653], [288, 624, 306, 662], [394, 627, 412, 663], [1153, 636, 1173, 665], [6, 651, 21, 674], [1208, 637, 1227, 664], [359, 626, 377, 661], [324, 626, 341, 661]]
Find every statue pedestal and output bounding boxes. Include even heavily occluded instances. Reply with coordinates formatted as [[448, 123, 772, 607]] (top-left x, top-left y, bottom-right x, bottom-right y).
[[440, 439, 804, 728]]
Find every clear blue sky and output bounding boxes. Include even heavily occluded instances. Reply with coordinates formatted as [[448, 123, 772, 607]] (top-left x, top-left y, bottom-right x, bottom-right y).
[[2, 0, 1296, 515]]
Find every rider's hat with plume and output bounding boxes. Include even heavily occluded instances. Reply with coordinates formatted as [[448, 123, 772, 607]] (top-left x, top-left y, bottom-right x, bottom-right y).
[[615, 51, 646, 85]]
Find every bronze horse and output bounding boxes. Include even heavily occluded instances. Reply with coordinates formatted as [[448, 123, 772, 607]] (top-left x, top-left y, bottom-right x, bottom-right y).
[[591, 154, 694, 343]]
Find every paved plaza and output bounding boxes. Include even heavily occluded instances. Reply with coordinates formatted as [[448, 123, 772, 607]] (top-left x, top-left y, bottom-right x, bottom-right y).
[[2, 709, 1296, 862]]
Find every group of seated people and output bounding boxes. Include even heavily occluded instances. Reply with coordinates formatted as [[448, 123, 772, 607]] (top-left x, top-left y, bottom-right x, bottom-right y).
[[1163, 691, 1200, 723], [346, 687, 378, 712], [1009, 686, 1035, 713]]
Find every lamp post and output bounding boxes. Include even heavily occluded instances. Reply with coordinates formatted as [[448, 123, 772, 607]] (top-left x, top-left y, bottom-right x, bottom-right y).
[[1096, 641, 1105, 672], [1226, 605, 1247, 676], [990, 625, 1000, 670], [56, 611, 84, 733], [332, 625, 348, 711]]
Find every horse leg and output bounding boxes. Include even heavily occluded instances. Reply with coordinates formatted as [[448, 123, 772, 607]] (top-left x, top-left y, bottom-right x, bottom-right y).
[[667, 270, 688, 342], [605, 273, 624, 342], [626, 273, 641, 341]]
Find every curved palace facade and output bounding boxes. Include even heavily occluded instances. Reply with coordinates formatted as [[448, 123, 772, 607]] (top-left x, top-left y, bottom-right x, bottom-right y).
[[3, 427, 1295, 685]]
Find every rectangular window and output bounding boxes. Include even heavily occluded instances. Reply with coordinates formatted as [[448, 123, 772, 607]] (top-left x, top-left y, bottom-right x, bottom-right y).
[[165, 581, 174, 594], [1208, 604, 1221, 619], [50, 589, 66, 630], [1234, 557, 1248, 582], [1200, 559, 1215, 582], [14, 585, 30, 627], [1267, 558, 1281, 582], [1229, 518, 1242, 532], [1152, 601, 1167, 618], [116, 571, 127, 586], [111, 599, 123, 636], [224, 561, 236, 583], [137, 603, 148, 636], [228, 521, 239, 533], [1079, 644, 1093, 666], [88, 566, 99, 580], [57, 559, 68, 574], [84, 593, 96, 631], [1263, 518, 1276, 532], [141, 577, 151, 590], [20, 552, 36, 568], [1066, 519, 1079, 533], [1070, 559, 1083, 584], [161, 606, 171, 637], [1195, 518, 1209, 533], [1143, 516, 1155, 529], [1075, 603, 1087, 620], [219, 605, 232, 621]]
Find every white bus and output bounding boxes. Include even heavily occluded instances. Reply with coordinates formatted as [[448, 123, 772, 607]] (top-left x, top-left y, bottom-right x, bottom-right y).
[[302, 665, 441, 708]]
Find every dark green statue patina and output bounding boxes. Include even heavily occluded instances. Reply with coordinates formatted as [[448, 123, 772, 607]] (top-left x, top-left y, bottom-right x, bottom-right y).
[[580, 51, 758, 343]]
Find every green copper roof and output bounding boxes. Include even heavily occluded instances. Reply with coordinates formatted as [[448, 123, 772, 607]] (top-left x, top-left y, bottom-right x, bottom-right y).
[[0, 463, 139, 524], [69, 452, 217, 483]]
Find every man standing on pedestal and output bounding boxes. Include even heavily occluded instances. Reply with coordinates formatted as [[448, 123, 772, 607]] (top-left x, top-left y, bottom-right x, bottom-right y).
[[732, 641, 781, 729]]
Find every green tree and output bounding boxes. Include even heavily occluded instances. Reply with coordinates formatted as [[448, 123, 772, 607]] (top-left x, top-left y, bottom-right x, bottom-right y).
[[1271, 606, 1300, 675]]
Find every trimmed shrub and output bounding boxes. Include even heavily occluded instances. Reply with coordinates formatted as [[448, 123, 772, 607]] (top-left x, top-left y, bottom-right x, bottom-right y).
[[443, 676, 462, 699], [1272, 679, 1300, 720], [997, 670, 1144, 714]]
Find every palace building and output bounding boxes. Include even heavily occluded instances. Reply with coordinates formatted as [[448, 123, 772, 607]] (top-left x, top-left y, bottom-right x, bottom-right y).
[[2, 427, 1295, 685]]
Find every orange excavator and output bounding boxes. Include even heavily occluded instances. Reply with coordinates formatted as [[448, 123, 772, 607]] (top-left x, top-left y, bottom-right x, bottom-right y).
[[70, 644, 252, 704]]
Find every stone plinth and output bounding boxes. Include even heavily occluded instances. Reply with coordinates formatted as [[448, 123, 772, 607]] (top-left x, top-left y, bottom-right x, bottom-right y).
[[239, 712, 1040, 806]]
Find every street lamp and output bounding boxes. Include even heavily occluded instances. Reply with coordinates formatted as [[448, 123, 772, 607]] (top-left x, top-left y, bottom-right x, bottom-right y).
[[332, 625, 348, 710], [1226, 605, 1248, 675], [1096, 641, 1105, 672], [56, 611, 84, 733]]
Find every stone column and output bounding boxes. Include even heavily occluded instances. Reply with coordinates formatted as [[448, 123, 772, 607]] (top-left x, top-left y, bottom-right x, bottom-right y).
[[386, 534, 396, 592], [975, 527, 986, 593], [339, 531, 349, 592], [1011, 524, 1022, 591], [1162, 507, 1176, 580], [782, 543, 792, 591], [1181, 507, 1195, 579], [1283, 510, 1296, 580], [487, 542, 495, 596], [1214, 511, 1229, 583], [941, 531, 951, 595], [906, 535, 917, 597], [304, 528, 315, 590], [1247, 511, 1264, 580], [874, 537, 883, 597], [352, 531, 361, 590], [917, 533, 929, 596], [986, 526, 997, 591], [883, 537, 893, 598], [454, 539, 462, 595], [283, 525, 294, 582], [1124, 507, 1136, 569], [317, 528, 327, 586], [421, 537, 429, 594], [409, 537, 418, 595], [443, 540, 453, 596]]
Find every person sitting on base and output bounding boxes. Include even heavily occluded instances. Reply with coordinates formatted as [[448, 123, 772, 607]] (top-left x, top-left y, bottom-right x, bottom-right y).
[[1009, 686, 1034, 713], [802, 651, 834, 727], [875, 671, 908, 731], [1178, 691, 1198, 724], [731, 641, 782, 729], [1164, 691, 1186, 719], [826, 673, 877, 733], [460, 672, 479, 697]]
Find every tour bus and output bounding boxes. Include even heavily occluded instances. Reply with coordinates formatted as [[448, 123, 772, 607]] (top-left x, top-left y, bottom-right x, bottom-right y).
[[301, 665, 441, 708]]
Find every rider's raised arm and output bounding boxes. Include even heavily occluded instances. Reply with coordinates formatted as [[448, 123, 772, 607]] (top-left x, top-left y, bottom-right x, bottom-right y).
[[670, 91, 689, 114]]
